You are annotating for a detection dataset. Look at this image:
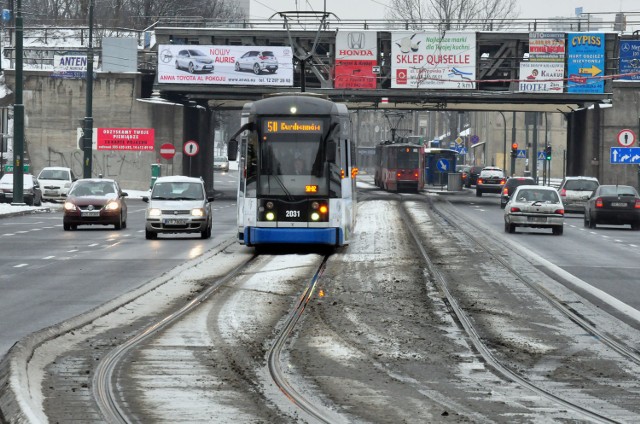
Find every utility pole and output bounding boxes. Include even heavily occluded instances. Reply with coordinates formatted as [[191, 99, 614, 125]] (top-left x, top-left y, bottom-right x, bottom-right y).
[[82, 0, 95, 178], [11, 0, 24, 204]]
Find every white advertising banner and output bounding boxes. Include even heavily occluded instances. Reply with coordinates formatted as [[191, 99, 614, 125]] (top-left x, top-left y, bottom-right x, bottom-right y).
[[157, 45, 294, 86], [518, 62, 564, 93], [391, 31, 476, 89]]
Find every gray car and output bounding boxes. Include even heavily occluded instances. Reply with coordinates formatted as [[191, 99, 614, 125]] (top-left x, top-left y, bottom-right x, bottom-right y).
[[557, 176, 599, 213], [504, 185, 564, 235], [143, 176, 213, 239]]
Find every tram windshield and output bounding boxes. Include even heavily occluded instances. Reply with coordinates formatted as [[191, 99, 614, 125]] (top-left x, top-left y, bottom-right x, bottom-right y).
[[397, 149, 420, 169], [256, 117, 336, 197]]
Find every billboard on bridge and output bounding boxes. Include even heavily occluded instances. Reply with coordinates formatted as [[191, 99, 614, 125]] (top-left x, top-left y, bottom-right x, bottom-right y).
[[334, 30, 378, 89], [567, 33, 605, 94], [157, 45, 294, 86], [390, 31, 476, 89]]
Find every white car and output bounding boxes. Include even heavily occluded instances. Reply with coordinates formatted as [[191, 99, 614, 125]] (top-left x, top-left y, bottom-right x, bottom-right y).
[[234, 50, 278, 74], [37, 166, 76, 201], [175, 49, 214, 73], [213, 156, 229, 172], [504, 185, 564, 235], [142, 176, 213, 240]]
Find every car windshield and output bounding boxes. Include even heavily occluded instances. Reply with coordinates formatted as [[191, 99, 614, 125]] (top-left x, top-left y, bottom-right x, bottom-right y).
[[564, 180, 598, 191], [516, 189, 559, 203], [151, 182, 203, 200], [70, 181, 116, 197], [39, 169, 69, 180], [214, 157, 227, 162]]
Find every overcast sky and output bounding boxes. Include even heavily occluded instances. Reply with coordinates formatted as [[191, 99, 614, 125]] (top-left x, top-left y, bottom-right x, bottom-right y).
[[250, 0, 640, 20]]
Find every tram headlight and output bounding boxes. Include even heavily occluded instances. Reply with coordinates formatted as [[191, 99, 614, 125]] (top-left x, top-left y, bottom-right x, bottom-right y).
[[311, 212, 320, 221], [265, 211, 276, 221], [266, 201, 274, 209], [311, 201, 319, 210]]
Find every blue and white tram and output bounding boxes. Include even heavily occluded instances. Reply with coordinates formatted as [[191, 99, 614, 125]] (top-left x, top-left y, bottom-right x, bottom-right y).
[[228, 94, 357, 247]]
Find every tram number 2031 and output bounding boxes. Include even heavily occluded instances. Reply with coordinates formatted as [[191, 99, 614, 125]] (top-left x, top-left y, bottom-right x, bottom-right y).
[[286, 210, 301, 218]]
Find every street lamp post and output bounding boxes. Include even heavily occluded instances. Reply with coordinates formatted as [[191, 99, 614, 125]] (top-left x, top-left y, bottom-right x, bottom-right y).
[[11, 0, 24, 204], [82, 0, 95, 178]]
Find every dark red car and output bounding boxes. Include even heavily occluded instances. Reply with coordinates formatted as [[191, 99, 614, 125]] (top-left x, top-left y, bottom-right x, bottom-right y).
[[63, 178, 128, 230]]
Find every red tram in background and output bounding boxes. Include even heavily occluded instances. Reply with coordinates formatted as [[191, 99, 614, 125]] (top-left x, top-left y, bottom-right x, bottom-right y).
[[374, 142, 424, 192]]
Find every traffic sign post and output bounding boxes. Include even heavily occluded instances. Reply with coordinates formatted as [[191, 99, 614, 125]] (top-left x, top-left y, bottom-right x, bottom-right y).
[[183, 140, 199, 176]]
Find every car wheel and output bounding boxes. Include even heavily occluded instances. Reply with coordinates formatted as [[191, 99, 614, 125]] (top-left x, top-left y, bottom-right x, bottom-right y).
[[145, 230, 157, 240], [631, 222, 640, 231], [500, 202, 506, 209], [253, 63, 261, 75], [588, 214, 596, 229], [35, 195, 42, 206], [26, 196, 34, 206], [504, 221, 509, 233], [188, 62, 195, 73], [508, 223, 516, 234], [201, 226, 211, 239], [63, 223, 71, 231], [114, 213, 123, 230], [552, 226, 563, 235], [583, 214, 589, 228], [235, 62, 240, 71], [476, 190, 482, 197]]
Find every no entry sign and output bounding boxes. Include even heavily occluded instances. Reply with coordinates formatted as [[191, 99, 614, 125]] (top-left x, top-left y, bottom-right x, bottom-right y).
[[159, 143, 176, 159]]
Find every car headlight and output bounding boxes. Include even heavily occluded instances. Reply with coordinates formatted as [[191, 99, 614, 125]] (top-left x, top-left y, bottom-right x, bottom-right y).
[[191, 208, 205, 217], [64, 201, 77, 211], [63, 183, 71, 189], [148, 208, 162, 217], [105, 201, 120, 211]]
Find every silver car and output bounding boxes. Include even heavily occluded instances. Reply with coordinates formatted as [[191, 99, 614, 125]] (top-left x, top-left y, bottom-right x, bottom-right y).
[[143, 176, 213, 239], [504, 185, 564, 235], [37, 166, 76, 201], [234, 50, 278, 74], [175, 49, 214, 73], [558, 176, 599, 213]]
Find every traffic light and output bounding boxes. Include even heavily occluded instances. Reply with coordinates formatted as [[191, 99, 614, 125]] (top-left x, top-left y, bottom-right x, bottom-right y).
[[510, 143, 518, 158], [545, 146, 552, 161]]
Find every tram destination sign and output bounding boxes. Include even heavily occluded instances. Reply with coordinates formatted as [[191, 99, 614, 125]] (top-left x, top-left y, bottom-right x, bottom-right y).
[[263, 119, 323, 133]]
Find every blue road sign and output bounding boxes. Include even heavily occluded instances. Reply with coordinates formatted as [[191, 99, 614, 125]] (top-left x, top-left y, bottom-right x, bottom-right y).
[[516, 149, 526, 159], [471, 134, 480, 144], [436, 158, 450, 172], [567, 33, 605, 93], [610, 147, 640, 164], [458, 147, 467, 155], [619, 40, 640, 81], [537, 151, 546, 160]]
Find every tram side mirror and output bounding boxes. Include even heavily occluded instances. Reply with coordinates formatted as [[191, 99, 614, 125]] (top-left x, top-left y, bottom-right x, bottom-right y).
[[326, 141, 337, 163], [227, 139, 238, 161]]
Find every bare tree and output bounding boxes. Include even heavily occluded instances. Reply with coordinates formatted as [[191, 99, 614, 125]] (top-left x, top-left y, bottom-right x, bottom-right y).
[[386, 0, 520, 30], [20, 0, 246, 28]]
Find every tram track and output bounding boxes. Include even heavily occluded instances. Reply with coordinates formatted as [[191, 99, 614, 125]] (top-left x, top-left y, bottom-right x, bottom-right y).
[[397, 196, 628, 423], [91, 251, 341, 423], [92, 254, 259, 423]]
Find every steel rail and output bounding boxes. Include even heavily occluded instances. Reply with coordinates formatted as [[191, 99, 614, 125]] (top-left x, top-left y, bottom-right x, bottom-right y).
[[266, 255, 346, 424], [92, 254, 258, 424], [431, 198, 640, 366], [397, 200, 619, 424]]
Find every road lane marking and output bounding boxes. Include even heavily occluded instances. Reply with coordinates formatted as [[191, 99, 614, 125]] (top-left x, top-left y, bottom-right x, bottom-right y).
[[88, 243, 99, 247], [67, 249, 79, 253], [42, 256, 55, 259], [14, 264, 28, 268]]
